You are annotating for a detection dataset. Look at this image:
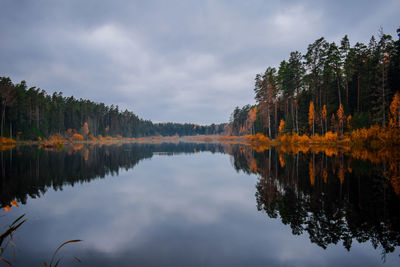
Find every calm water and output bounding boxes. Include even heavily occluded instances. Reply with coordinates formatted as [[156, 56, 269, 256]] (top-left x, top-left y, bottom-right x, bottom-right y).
[[1, 143, 399, 266]]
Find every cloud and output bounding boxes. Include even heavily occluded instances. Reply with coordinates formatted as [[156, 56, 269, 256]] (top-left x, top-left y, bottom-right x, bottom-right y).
[[0, 0, 398, 124]]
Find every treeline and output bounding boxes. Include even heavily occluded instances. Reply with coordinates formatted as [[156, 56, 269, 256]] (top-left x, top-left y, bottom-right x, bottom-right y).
[[228, 27, 400, 138], [0, 77, 225, 139]]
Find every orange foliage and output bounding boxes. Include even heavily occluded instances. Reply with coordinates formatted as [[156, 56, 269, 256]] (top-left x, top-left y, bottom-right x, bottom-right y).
[[389, 91, 400, 128], [279, 154, 285, 167], [347, 115, 352, 130], [248, 133, 271, 152], [72, 143, 84, 151], [0, 136, 16, 144], [0, 144, 16, 151], [338, 165, 345, 184], [81, 122, 89, 136], [323, 170, 328, 183], [321, 105, 327, 120], [238, 107, 258, 135], [278, 144, 310, 154], [42, 134, 64, 148], [71, 133, 84, 141], [248, 157, 258, 173], [308, 101, 315, 133], [337, 104, 345, 127], [248, 107, 258, 121], [87, 134, 98, 142], [278, 119, 285, 135], [3, 205, 11, 212], [350, 125, 400, 149], [309, 160, 315, 186], [280, 133, 310, 145], [83, 148, 89, 161]]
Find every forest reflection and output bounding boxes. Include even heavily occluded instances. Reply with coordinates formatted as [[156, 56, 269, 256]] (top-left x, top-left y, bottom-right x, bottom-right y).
[[242, 144, 400, 256], [1, 142, 400, 256]]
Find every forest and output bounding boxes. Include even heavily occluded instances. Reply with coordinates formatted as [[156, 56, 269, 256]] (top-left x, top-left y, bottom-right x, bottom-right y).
[[228, 27, 400, 140], [0, 77, 225, 140], [1, 27, 400, 144]]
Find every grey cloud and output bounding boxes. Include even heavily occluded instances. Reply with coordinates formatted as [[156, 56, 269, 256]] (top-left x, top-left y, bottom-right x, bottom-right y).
[[1, 0, 399, 124]]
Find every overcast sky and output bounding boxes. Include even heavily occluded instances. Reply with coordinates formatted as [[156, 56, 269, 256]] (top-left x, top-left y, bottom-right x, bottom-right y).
[[1, 0, 399, 124]]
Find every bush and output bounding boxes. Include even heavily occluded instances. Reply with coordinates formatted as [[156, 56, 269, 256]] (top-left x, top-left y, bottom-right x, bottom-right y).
[[0, 137, 16, 144], [71, 133, 84, 141]]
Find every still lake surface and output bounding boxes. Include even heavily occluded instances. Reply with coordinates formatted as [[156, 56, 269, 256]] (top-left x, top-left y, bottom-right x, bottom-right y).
[[1, 143, 399, 266]]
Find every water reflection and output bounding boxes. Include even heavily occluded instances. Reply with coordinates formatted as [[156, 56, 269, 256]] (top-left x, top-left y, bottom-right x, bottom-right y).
[[0, 143, 224, 207], [229, 145, 400, 257], [0, 143, 400, 265]]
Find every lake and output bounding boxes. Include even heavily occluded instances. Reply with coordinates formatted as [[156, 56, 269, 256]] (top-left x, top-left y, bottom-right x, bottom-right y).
[[1, 143, 399, 266]]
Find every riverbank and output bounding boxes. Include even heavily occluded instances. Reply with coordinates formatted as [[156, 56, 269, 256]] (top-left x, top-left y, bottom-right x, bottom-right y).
[[0, 134, 251, 150], [1, 125, 399, 153]]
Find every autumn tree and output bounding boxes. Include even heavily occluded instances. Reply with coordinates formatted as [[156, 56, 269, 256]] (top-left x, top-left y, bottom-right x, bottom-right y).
[[389, 92, 400, 128], [308, 101, 316, 136], [81, 122, 89, 137], [346, 115, 352, 131], [337, 104, 345, 135], [278, 119, 285, 135], [321, 105, 328, 134], [247, 107, 258, 134]]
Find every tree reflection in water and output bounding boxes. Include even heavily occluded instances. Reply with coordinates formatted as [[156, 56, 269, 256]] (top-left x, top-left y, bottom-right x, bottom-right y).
[[1, 142, 399, 258], [230, 145, 400, 257]]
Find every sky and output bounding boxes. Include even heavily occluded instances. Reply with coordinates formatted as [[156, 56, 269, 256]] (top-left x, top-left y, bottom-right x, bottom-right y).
[[0, 0, 399, 125]]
